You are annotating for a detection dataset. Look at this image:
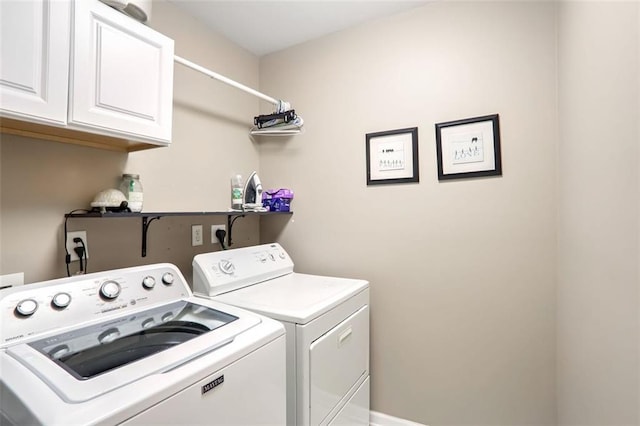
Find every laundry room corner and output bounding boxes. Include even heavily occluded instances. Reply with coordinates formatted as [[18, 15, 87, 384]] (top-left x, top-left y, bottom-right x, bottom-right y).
[[125, 0, 262, 214], [0, 0, 266, 283]]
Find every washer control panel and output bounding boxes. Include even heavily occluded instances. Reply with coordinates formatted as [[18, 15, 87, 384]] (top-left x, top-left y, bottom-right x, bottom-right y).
[[193, 243, 294, 297], [0, 263, 189, 346]]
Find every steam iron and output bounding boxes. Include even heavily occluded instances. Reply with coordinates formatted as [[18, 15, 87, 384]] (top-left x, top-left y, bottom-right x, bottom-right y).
[[243, 171, 267, 212]]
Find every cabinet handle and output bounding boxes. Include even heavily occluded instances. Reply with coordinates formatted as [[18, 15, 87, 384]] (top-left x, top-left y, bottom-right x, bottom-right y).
[[338, 327, 353, 346]]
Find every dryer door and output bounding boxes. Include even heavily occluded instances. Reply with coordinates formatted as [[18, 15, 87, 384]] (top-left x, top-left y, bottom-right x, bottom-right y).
[[309, 305, 369, 425]]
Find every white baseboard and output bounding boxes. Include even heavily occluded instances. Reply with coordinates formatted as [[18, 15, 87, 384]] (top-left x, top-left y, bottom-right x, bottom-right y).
[[369, 410, 427, 426]]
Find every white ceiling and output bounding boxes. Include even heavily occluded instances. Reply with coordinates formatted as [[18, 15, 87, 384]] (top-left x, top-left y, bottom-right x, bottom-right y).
[[168, 1, 430, 57]]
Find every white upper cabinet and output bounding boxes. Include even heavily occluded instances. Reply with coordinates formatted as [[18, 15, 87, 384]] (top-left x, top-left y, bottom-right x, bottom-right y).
[[0, 0, 174, 150], [69, 0, 174, 144], [0, 0, 71, 125]]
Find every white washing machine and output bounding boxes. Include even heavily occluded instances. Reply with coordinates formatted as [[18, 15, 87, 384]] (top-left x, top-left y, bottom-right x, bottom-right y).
[[0, 263, 286, 425], [193, 243, 370, 426]]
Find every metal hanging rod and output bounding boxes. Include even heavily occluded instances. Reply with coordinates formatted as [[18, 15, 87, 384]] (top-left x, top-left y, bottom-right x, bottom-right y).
[[174, 55, 279, 106]]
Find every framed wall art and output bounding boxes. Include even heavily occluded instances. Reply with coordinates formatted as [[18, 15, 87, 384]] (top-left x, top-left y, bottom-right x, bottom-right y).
[[366, 127, 419, 185], [435, 114, 502, 181]]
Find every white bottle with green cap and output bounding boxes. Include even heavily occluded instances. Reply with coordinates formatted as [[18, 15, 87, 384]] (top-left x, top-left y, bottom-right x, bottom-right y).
[[231, 174, 243, 211], [120, 174, 143, 212]]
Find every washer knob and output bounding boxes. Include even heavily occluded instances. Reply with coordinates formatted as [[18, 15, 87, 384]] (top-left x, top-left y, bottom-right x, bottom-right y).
[[219, 260, 235, 274], [162, 272, 174, 285], [142, 276, 156, 289], [51, 292, 71, 309], [15, 299, 38, 317], [100, 280, 121, 300]]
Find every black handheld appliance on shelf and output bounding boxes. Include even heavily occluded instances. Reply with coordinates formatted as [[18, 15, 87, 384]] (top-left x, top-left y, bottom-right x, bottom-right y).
[[253, 110, 297, 129]]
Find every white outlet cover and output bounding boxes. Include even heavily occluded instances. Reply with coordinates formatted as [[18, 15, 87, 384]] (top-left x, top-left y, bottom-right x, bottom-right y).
[[0, 272, 24, 288], [192, 225, 204, 246], [66, 231, 89, 261]]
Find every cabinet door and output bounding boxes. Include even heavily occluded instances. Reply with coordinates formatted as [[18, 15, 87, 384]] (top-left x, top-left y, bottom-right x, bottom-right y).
[[0, 0, 70, 125], [69, 0, 174, 144]]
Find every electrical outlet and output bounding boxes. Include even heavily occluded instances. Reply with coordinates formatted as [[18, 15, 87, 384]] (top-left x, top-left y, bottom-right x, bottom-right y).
[[66, 231, 89, 261], [211, 225, 226, 244], [192, 225, 203, 246]]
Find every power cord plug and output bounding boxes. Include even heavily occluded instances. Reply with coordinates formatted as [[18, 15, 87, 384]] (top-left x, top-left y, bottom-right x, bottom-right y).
[[73, 237, 87, 274], [215, 229, 227, 250], [63, 209, 90, 277]]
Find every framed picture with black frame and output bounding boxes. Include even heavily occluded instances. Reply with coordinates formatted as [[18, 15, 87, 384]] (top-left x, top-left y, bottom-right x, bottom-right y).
[[366, 127, 419, 185], [435, 114, 502, 181]]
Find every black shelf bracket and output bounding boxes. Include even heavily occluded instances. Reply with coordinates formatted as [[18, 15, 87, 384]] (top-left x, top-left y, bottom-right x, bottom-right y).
[[141, 216, 162, 257], [227, 214, 245, 247]]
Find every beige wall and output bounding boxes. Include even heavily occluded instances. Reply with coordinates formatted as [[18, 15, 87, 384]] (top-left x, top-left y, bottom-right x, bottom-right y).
[[259, 2, 558, 424], [0, 0, 262, 283], [557, 2, 640, 425]]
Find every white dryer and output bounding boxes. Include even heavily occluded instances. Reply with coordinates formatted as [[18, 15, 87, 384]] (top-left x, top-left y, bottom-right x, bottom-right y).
[[193, 243, 370, 426], [0, 263, 286, 425]]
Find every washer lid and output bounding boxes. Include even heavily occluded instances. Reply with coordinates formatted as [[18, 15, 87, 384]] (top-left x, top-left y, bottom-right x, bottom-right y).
[[212, 273, 369, 324], [6, 297, 260, 403]]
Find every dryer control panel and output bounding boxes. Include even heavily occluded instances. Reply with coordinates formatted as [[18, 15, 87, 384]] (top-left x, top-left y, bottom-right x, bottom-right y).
[[193, 243, 294, 297], [0, 263, 190, 346]]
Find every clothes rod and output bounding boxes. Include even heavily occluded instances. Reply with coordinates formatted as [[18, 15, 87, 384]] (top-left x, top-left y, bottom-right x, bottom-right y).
[[174, 55, 279, 106]]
